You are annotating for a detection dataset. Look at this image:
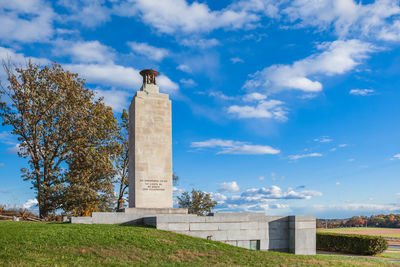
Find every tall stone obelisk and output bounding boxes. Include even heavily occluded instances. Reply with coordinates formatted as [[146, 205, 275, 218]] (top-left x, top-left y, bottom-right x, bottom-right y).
[[128, 69, 173, 208]]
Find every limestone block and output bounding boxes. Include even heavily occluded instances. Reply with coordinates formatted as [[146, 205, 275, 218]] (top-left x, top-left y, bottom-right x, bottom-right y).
[[237, 240, 250, 249], [70, 217, 93, 224], [217, 222, 243, 230], [129, 88, 173, 209], [240, 221, 259, 230], [223, 241, 237, 246], [190, 223, 219, 231], [165, 223, 190, 231]]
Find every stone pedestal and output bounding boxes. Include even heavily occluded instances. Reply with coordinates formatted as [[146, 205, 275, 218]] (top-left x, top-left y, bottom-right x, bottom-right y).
[[129, 71, 173, 208]]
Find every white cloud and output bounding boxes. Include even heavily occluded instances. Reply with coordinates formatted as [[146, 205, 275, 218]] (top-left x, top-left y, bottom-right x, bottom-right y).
[[125, 0, 259, 34], [289, 152, 323, 160], [0, 46, 50, 67], [270, 203, 289, 209], [230, 57, 244, 64], [58, 0, 111, 28], [180, 78, 197, 87], [209, 91, 235, 101], [338, 144, 348, 148], [177, 64, 192, 73], [95, 88, 130, 113], [53, 40, 115, 64], [243, 93, 267, 102], [0, 0, 54, 43], [243, 40, 375, 93], [314, 136, 333, 143], [65, 63, 179, 93], [349, 89, 375, 96], [127, 42, 169, 61], [180, 38, 220, 49], [173, 186, 186, 195], [392, 154, 400, 160], [336, 182, 341, 185], [258, 176, 265, 181], [23, 199, 38, 210], [191, 138, 280, 155], [228, 99, 288, 121], [283, 0, 400, 42], [210, 192, 227, 203], [6, 144, 22, 155], [215, 185, 322, 212], [293, 203, 400, 218], [219, 181, 240, 193], [0, 131, 16, 145]]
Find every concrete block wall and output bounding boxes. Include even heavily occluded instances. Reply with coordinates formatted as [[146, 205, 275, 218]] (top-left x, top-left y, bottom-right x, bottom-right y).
[[145, 213, 316, 254], [71, 210, 316, 255]]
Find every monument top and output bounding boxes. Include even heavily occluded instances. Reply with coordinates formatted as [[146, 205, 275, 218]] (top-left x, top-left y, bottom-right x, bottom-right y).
[[140, 69, 159, 85]]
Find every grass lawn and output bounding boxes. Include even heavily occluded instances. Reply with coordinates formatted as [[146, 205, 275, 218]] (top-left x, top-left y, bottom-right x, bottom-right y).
[[378, 252, 400, 260], [318, 227, 400, 239], [0, 221, 397, 266]]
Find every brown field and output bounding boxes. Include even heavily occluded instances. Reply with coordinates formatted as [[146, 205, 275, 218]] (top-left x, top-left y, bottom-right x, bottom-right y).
[[318, 227, 400, 239]]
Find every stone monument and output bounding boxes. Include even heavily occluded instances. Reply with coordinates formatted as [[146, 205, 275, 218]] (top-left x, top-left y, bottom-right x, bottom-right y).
[[128, 69, 173, 208], [71, 69, 316, 255]]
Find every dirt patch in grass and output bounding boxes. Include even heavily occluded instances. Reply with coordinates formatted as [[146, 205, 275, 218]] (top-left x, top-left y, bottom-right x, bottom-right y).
[[156, 239, 176, 245], [167, 249, 219, 262]]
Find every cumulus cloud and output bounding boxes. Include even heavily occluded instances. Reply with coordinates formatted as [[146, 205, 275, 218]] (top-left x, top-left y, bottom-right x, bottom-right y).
[[0, 46, 49, 66], [288, 153, 323, 160], [293, 203, 400, 218], [177, 64, 192, 73], [180, 38, 220, 49], [349, 89, 375, 96], [283, 0, 400, 41], [191, 138, 280, 155], [180, 78, 197, 87], [243, 40, 375, 93], [392, 154, 400, 160], [127, 42, 169, 61], [53, 40, 115, 63], [95, 88, 131, 113], [219, 181, 240, 193], [228, 99, 288, 121], [243, 93, 267, 102], [0, 0, 54, 43], [58, 0, 111, 28], [215, 185, 322, 212], [209, 91, 235, 101], [65, 63, 179, 93], [122, 0, 259, 34], [23, 199, 38, 210]]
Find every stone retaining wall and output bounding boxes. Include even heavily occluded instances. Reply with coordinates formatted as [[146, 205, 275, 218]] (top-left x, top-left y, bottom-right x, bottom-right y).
[[71, 211, 315, 255]]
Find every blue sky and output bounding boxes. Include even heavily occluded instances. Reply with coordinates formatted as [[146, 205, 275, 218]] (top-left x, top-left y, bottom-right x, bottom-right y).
[[0, 0, 400, 218]]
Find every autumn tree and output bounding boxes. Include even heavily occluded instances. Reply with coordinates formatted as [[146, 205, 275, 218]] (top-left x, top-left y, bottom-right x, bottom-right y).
[[62, 100, 118, 216], [177, 189, 217, 216], [0, 62, 117, 218], [114, 109, 129, 211]]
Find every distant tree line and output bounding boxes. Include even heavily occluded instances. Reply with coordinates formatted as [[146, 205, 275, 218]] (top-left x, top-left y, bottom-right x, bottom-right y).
[[317, 214, 400, 228], [0, 62, 209, 219]]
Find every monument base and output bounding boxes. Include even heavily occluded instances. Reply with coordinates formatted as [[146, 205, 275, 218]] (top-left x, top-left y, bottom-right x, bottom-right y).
[[70, 208, 188, 225], [123, 208, 188, 214], [71, 211, 316, 255]]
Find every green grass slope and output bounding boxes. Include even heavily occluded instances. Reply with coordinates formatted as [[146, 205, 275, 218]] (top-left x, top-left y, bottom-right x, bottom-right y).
[[0, 222, 396, 266]]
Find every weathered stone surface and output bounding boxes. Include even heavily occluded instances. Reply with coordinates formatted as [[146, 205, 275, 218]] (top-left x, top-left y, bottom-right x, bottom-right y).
[[129, 78, 173, 208]]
